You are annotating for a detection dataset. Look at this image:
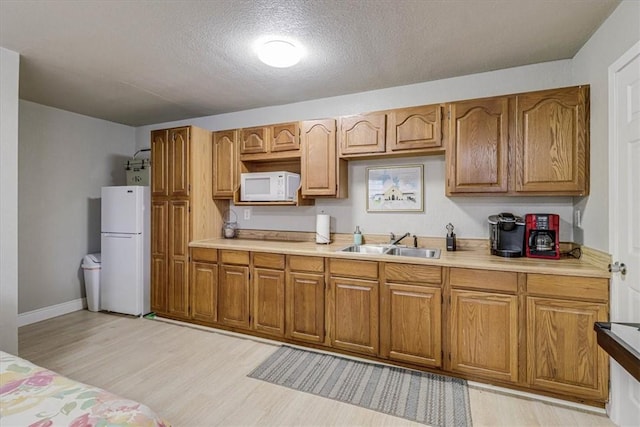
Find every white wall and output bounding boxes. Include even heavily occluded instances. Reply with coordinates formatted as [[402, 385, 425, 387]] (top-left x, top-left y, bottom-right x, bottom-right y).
[[571, 0, 640, 252], [18, 101, 135, 313], [0, 47, 20, 353], [136, 60, 576, 240]]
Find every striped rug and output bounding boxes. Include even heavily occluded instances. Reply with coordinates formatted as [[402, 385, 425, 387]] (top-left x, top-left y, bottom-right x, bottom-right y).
[[248, 346, 472, 427]]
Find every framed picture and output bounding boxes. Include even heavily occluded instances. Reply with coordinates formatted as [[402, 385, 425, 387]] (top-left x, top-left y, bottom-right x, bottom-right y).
[[366, 165, 424, 212]]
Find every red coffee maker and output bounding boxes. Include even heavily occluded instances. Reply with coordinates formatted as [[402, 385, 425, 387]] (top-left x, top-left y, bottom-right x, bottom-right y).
[[525, 214, 560, 259]]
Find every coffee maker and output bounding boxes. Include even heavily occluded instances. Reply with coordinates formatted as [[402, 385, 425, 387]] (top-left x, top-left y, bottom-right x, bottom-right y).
[[525, 213, 560, 259], [488, 213, 526, 257]]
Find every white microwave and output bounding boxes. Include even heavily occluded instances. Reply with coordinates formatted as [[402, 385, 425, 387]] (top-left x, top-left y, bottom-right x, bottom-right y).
[[241, 171, 301, 202]]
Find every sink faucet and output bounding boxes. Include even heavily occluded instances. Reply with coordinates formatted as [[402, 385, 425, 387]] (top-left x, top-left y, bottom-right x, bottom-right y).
[[390, 232, 411, 246]]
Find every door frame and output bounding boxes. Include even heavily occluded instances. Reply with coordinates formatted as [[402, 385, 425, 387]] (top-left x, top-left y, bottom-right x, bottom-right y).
[[607, 39, 640, 425]]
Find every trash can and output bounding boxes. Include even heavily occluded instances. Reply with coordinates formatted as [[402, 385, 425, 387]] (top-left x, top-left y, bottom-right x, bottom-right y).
[[81, 253, 101, 312]]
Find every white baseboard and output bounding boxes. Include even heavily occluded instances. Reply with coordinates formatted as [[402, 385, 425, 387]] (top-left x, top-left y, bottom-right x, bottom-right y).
[[18, 298, 87, 327]]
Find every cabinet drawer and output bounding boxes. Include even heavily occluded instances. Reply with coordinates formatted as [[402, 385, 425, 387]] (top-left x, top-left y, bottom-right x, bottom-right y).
[[253, 252, 285, 269], [384, 263, 441, 284], [191, 247, 217, 263], [330, 258, 378, 279], [527, 274, 609, 302], [220, 250, 250, 265], [450, 268, 517, 293], [288, 255, 324, 273]]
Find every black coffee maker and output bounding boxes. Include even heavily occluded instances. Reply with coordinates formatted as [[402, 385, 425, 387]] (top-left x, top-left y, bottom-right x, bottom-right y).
[[488, 213, 526, 257]]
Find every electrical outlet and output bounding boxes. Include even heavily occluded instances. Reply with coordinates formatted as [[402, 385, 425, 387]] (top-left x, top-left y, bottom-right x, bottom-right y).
[[244, 208, 251, 220], [574, 209, 581, 228]]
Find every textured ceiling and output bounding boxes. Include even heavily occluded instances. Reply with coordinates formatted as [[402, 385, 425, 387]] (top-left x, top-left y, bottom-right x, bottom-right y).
[[0, 0, 620, 126]]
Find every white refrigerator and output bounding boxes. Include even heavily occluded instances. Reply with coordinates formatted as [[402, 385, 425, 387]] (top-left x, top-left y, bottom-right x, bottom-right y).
[[100, 185, 150, 316]]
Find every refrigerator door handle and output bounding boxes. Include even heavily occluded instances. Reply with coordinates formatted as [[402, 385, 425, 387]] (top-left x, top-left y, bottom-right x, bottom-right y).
[[103, 234, 134, 238]]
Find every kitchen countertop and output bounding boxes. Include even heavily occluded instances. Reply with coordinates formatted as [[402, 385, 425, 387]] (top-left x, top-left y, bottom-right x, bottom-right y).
[[190, 238, 610, 278]]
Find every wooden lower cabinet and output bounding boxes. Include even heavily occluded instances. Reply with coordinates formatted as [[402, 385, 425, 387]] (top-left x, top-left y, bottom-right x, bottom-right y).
[[183, 248, 610, 405], [381, 263, 443, 368], [286, 271, 325, 344], [526, 297, 608, 400], [449, 289, 519, 383], [150, 201, 168, 314], [253, 267, 285, 337], [384, 283, 441, 367], [330, 276, 379, 356], [191, 261, 218, 323], [218, 264, 250, 330], [167, 200, 190, 319]]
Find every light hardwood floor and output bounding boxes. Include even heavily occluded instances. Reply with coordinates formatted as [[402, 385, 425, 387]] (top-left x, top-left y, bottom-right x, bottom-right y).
[[17, 311, 614, 427]]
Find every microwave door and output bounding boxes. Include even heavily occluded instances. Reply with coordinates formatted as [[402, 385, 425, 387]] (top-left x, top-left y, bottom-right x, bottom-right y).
[[243, 176, 272, 201]]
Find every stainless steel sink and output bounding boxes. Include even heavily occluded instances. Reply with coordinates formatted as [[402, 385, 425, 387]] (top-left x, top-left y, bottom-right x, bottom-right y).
[[338, 244, 391, 254], [385, 247, 441, 259], [337, 244, 440, 259]]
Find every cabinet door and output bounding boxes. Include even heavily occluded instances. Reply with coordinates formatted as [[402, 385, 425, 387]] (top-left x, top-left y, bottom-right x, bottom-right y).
[[527, 297, 608, 400], [240, 126, 268, 154], [168, 200, 190, 318], [446, 97, 509, 194], [301, 119, 337, 196], [150, 200, 168, 314], [218, 264, 251, 330], [253, 267, 285, 337], [330, 277, 379, 356], [150, 129, 168, 197], [339, 113, 386, 155], [387, 105, 442, 151], [212, 130, 238, 199], [270, 123, 300, 152], [286, 272, 325, 343], [191, 262, 218, 324], [169, 127, 190, 197], [450, 289, 518, 383], [515, 86, 589, 195], [383, 283, 441, 367]]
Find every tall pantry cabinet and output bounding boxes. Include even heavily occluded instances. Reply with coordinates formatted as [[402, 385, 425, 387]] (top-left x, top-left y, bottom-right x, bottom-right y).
[[150, 126, 226, 320]]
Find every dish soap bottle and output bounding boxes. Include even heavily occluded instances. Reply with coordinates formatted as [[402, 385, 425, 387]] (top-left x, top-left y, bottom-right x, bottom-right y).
[[353, 226, 363, 245]]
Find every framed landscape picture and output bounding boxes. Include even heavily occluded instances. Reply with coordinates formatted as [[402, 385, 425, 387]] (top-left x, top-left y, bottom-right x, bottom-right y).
[[366, 165, 424, 212]]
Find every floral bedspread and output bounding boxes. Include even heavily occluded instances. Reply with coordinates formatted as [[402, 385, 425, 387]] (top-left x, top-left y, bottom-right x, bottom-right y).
[[0, 351, 169, 427]]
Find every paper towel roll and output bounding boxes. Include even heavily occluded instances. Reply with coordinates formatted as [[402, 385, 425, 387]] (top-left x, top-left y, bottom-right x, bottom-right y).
[[316, 214, 331, 244]]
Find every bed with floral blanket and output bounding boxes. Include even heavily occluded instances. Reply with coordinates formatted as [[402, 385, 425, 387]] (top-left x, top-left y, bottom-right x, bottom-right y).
[[0, 351, 169, 427]]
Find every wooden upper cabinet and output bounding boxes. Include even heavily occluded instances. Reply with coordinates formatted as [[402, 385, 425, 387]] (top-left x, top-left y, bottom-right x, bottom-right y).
[[301, 119, 347, 198], [271, 122, 300, 152], [169, 127, 190, 197], [339, 113, 386, 155], [240, 126, 268, 155], [212, 130, 238, 199], [445, 85, 590, 196], [515, 86, 589, 195], [387, 105, 442, 151], [446, 97, 509, 194], [238, 122, 301, 161], [151, 129, 169, 197]]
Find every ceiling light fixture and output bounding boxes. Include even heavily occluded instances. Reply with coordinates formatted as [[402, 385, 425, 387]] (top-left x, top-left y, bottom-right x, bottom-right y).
[[257, 39, 302, 68]]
